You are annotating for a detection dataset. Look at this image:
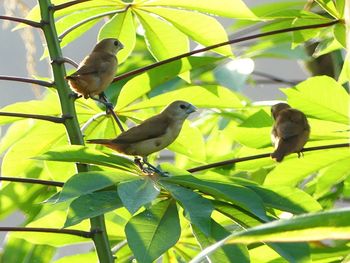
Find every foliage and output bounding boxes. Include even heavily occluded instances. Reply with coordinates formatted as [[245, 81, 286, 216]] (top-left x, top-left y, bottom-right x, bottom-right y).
[[0, 0, 349, 262]]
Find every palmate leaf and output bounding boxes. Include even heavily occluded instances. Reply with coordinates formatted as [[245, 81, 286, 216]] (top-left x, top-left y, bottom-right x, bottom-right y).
[[141, 0, 257, 19], [191, 208, 350, 262], [125, 199, 181, 263], [265, 147, 350, 186], [36, 145, 139, 173], [133, 9, 189, 61], [98, 9, 136, 64], [139, 6, 232, 56], [118, 178, 160, 214], [116, 56, 223, 110], [64, 191, 123, 227], [284, 76, 350, 124], [161, 169, 268, 221], [161, 182, 213, 236], [192, 220, 249, 263], [57, 171, 138, 202]]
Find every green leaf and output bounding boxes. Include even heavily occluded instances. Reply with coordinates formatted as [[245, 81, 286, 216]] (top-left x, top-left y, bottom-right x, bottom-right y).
[[338, 52, 350, 84], [192, 208, 350, 262], [116, 56, 222, 110], [247, 185, 322, 214], [1, 236, 56, 263], [36, 145, 139, 173], [315, 0, 340, 18], [133, 9, 189, 61], [168, 121, 206, 162], [163, 173, 268, 221], [141, 0, 257, 19], [121, 85, 243, 112], [333, 23, 346, 48], [141, 6, 232, 56], [265, 147, 350, 186], [313, 159, 350, 198], [64, 191, 123, 227], [98, 9, 136, 64], [125, 200, 181, 263], [283, 76, 350, 124], [58, 171, 138, 202], [53, 252, 98, 263], [161, 182, 213, 236], [192, 220, 249, 263], [118, 178, 160, 214]]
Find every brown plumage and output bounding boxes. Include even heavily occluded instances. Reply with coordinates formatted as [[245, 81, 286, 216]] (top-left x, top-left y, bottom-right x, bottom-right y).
[[271, 103, 310, 162], [66, 38, 123, 99], [87, 101, 196, 159]]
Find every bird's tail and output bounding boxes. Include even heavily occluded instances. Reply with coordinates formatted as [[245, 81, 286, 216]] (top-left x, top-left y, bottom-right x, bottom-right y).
[[271, 139, 291, 162], [86, 139, 112, 145]]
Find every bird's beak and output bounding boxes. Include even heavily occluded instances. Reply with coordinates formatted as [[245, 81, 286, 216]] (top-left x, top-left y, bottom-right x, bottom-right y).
[[186, 104, 197, 114], [120, 42, 124, 49]]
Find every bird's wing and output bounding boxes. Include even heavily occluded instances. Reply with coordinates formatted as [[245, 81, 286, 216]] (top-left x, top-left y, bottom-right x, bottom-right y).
[[72, 53, 115, 76], [277, 109, 308, 139], [114, 114, 171, 144]]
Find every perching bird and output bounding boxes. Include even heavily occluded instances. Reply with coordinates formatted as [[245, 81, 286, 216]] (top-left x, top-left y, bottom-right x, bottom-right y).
[[87, 100, 196, 173], [271, 103, 310, 162], [65, 38, 123, 103]]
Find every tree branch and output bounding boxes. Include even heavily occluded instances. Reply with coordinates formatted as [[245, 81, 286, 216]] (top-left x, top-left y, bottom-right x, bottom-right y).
[[0, 15, 42, 28], [187, 143, 350, 173], [53, 0, 92, 11], [0, 176, 63, 187], [252, 71, 299, 86], [113, 20, 340, 82], [0, 227, 93, 238], [0, 75, 53, 87], [0, 112, 71, 123]]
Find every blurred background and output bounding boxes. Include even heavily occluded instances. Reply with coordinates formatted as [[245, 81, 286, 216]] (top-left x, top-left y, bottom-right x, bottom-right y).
[[0, 0, 312, 260]]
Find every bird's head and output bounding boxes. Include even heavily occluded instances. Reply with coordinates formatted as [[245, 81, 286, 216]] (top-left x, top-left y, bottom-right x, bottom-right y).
[[271, 103, 291, 120], [94, 38, 124, 55], [162, 100, 197, 120]]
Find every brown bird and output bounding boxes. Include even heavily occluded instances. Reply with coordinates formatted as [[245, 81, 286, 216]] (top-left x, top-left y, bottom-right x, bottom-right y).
[[66, 38, 124, 103], [271, 103, 310, 162], [87, 100, 196, 173]]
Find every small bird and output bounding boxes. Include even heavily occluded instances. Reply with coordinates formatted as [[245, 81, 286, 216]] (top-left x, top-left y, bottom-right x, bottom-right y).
[[87, 100, 196, 173], [66, 38, 124, 103], [270, 103, 310, 162]]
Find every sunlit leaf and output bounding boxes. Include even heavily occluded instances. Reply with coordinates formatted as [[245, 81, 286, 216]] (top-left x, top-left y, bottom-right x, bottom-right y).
[[140, 6, 232, 56], [98, 9, 136, 63]]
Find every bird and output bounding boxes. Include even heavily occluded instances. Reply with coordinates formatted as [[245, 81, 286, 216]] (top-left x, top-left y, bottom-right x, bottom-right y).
[[270, 103, 310, 162], [87, 100, 196, 174], [65, 38, 124, 105]]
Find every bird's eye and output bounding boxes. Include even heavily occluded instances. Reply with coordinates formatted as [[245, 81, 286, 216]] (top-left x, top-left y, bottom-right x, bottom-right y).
[[114, 40, 119, 46], [179, 104, 186, 109]]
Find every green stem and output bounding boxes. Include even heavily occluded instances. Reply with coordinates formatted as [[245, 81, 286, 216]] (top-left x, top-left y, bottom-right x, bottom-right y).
[[37, 0, 113, 262]]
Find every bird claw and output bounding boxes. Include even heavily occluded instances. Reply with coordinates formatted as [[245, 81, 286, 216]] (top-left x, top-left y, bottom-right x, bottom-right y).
[[69, 92, 82, 100], [297, 151, 304, 158], [141, 159, 169, 177]]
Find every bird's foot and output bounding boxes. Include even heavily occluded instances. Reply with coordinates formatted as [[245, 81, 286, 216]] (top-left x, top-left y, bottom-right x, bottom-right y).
[[91, 96, 114, 111], [134, 157, 143, 170], [142, 160, 169, 177], [297, 151, 304, 158], [69, 92, 82, 100]]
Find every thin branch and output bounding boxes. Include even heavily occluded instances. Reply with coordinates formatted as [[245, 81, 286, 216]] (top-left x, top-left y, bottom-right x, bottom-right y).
[[188, 143, 350, 173], [53, 0, 92, 11], [252, 71, 299, 86], [111, 240, 128, 254], [113, 20, 340, 82], [59, 10, 123, 40], [0, 112, 71, 123], [100, 93, 125, 132], [0, 176, 63, 187], [52, 57, 79, 68], [0, 75, 53, 87], [0, 15, 42, 28], [0, 227, 93, 238]]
